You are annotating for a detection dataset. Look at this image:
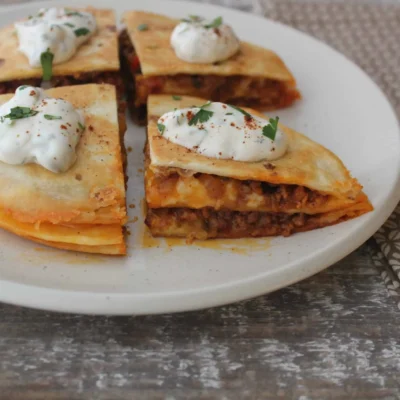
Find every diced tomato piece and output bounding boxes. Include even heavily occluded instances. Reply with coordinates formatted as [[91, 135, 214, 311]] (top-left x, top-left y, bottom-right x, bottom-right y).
[[130, 55, 141, 73]]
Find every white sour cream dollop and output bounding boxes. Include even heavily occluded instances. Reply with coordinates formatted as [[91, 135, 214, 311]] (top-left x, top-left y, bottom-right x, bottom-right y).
[[15, 7, 96, 67], [170, 17, 240, 64], [158, 102, 288, 162], [0, 86, 85, 173]]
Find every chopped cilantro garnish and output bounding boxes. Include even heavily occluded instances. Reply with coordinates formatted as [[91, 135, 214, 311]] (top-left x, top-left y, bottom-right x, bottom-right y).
[[200, 101, 212, 108], [225, 112, 233, 115], [181, 15, 222, 29], [40, 49, 54, 81], [65, 11, 82, 17], [78, 122, 85, 131], [157, 123, 166, 135], [188, 103, 214, 126], [229, 104, 252, 118], [137, 24, 149, 31], [64, 22, 75, 28], [44, 114, 62, 120], [204, 16, 223, 29], [3, 107, 38, 121], [74, 27, 90, 37], [262, 117, 279, 141], [172, 95, 182, 100]]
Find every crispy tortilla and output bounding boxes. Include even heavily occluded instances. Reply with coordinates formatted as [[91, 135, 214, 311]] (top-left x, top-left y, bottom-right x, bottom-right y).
[[28, 236, 126, 255], [122, 11, 296, 82], [0, 84, 126, 225], [0, 84, 127, 255], [0, 7, 119, 82]]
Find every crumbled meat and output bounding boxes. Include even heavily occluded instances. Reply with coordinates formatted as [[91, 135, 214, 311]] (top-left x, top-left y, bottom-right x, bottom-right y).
[[146, 207, 314, 238], [0, 71, 124, 100]]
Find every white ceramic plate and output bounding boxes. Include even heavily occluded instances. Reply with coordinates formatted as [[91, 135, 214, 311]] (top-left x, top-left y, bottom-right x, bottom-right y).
[[0, 0, 399, 315]]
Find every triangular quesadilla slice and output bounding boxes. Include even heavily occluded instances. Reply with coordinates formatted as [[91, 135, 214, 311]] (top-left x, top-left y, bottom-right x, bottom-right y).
[[145, 95, 372, 239], [0, 7, 121, 96], [0, 84, 127, 255], [120, 11, 300, 123]]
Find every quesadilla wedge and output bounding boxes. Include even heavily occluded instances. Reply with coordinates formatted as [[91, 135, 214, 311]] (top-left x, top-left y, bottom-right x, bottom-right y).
[[0, 84, 127, 255], [145, 95, 372, 239], [120, 11, 300, 124], [0, 8, 122, 97]]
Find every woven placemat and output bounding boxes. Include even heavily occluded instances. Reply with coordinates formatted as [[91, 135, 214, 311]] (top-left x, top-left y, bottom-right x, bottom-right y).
[[259, 0, 400, 307]]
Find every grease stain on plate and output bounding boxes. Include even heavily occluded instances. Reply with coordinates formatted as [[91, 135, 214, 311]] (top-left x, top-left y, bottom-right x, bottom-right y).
[[140, 223, 270, 255]]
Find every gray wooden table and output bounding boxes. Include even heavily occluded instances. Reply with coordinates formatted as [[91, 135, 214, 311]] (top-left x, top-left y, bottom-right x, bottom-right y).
[[1, 0, 400, 399]]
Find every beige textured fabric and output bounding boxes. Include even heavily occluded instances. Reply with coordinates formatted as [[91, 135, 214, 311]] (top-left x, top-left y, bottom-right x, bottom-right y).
[[259, 0, 400, 118]]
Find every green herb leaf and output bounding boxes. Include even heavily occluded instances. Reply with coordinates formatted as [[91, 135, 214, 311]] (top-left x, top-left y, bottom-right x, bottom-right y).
[[40, 49, 54, 81], [137, 24, 149, 31], [3, 106, 38, 121], [229, 104, 252, 118], [157, 123, 166, 135], [18, 85, 29, 90], [225, 112, 233, 115], [64, 22, 75, 28], [262, 117, 280, 141], [65, 11, 82, 17], [78, 122, 85, 131], [204, 16, 223, 29], [200, 100, 211, 108], [74, 27, 90, 37], [188, 108, 214, 126], [172, 95, 182, 100], [44, 114, 62, 120]]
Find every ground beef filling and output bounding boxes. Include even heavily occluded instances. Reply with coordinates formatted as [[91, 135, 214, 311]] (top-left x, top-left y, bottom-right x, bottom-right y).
[[51, 71, 125, 99], [146, 207, 316, 238], [0, 78, 41, 95], [0, 71, 124, 98], [119, 29, 300, 113], [135, 75, 299, 110], [119, 30, 146, 123]]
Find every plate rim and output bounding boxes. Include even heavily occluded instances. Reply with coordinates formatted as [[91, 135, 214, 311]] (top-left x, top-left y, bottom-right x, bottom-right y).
[[0, 0, 399, 315]]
